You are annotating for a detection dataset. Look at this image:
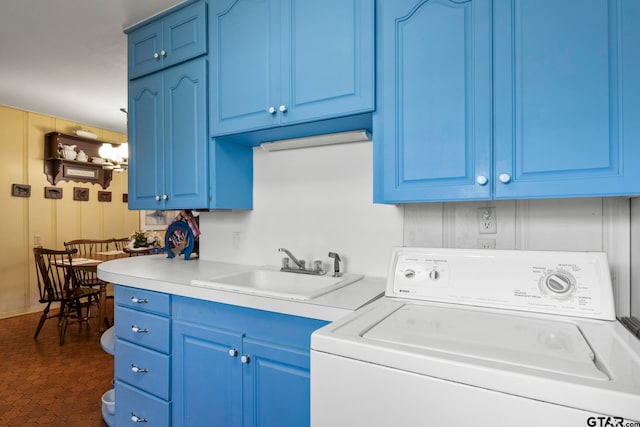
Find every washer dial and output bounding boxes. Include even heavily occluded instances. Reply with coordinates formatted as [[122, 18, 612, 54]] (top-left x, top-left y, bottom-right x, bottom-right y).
[[539, 271, 576, 299]]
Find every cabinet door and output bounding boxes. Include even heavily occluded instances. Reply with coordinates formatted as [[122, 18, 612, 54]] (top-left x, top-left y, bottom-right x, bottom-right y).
[[163, 58, 209, 209], [373, 0, 493, 203], [494, 0, 640, 199], [128, 73, 164, 209], [172, 320, 243, 427], [128, 1, 207, 80], [242, 339, 312, 427], [210, 0, 281, 135], [281, 0, 374, 125], [162, 1, 208, 70], [128, 21, 164, 79]]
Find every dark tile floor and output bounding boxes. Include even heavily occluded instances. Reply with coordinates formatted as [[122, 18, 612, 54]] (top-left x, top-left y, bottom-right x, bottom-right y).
[[0, 300, 114, 427]]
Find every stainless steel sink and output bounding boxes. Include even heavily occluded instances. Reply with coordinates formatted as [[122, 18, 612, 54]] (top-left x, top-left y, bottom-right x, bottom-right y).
[[191, 268, 364, 300]]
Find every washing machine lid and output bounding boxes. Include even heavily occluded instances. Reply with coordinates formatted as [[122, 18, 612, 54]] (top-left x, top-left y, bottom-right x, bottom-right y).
[[363, 303, 609, 381]]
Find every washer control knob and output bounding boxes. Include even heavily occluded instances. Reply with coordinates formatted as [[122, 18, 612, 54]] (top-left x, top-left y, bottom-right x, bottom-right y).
[[404, 269, 416, 279], [429, 269, 440, 281], [540, 271, 576, 299]]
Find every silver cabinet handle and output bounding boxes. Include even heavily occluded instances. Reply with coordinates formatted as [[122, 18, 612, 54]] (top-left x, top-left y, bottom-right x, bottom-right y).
[[131, 364, 149, 374], [131, 325, 149, 334], [153, 52, 159, 59], [131, 412, 148, 423], [131, 296, 148, 304], [476, 175, 488, 185], [160, 50, 167, 57], [240, 355, 251, 364], [279, 105, 288, 113], [498, 173, 511, 183], [267, 106, 277, 114], [228, 348, 238, 357]]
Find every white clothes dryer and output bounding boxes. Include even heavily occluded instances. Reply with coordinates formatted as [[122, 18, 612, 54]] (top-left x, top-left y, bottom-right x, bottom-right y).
[[311, 248, 640, 426]]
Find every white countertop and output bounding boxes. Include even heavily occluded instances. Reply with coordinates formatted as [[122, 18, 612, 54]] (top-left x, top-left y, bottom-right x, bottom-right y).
[[98, 255, 385, 321]]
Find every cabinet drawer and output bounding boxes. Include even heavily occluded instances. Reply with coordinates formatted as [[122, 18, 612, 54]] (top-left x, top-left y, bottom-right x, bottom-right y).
[[115, 381, 170, 427], [116, 339, 170, 400], [115, 306, 170, 353], [115, 285, 170, 315]]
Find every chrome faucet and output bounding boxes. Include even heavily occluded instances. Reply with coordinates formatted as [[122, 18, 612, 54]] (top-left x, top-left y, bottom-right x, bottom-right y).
[[278, 248, 325, 275], [278, 248, 305, 269]]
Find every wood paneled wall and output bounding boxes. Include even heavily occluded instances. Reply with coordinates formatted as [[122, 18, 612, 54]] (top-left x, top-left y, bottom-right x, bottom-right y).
[[0, 105, 139, 318]]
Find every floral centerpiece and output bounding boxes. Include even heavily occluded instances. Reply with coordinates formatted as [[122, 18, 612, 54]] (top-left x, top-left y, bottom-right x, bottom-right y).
[[129, 230, 162, 249]]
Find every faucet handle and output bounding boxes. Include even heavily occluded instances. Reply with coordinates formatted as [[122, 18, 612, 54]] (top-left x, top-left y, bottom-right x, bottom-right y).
[[313, 260, 325, 274]]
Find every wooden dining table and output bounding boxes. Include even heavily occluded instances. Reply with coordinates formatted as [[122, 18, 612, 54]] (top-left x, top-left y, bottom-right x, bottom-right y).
[[66, 250, 128, 331]]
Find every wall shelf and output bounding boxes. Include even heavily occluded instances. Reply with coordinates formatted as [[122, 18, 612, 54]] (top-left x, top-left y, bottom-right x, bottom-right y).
[[44, 132, 117, 189]]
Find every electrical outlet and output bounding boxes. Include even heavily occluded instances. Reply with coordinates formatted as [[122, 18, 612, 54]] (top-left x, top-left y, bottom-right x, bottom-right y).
[[478, 207, 497, 234], [231, 231, 241, 249], [34, 234, 41, 247], [478, 238, 496, 249]]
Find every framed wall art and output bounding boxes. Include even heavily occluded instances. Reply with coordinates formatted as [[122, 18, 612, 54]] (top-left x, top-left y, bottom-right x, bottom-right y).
[[98, 191, 112, 202], [73, 187, 89, 201], [12, 184, 31, 197], [140, 210, 179, 230], [44, 187, 63, 199]]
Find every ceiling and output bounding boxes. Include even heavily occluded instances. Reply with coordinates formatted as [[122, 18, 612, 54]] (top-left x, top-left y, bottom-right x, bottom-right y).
[[0, 0, 185, 134]]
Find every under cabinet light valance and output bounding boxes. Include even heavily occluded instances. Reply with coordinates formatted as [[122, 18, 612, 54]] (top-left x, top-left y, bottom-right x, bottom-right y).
[[260, 130, 371, 152]]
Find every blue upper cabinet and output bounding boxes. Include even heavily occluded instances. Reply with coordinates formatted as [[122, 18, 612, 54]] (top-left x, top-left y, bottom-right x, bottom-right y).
[[210, 0, 375, 137], [128, 1, 207, 79], [375, 0, 640, 203], [374, 0, 493, 203], [128, 58, 209, 210], [493, 0, 640, 199]]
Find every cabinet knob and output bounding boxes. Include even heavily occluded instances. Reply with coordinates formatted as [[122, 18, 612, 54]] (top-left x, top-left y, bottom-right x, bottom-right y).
[[476, 175, 488, 186], [160, 50, 167, 57], [155, 195, 161, 201], [131, 364, 149, 374], [279, 105, 288, 113], [153, 52, 160, 60], [267, 106, 277, 115], [228, 348, 238, 357], [498, 173, 511, 184], [162, 194, 168, 201], [131, 325, 149, 334], [131, 412, 148, 423], [240, 355, 251, 364]]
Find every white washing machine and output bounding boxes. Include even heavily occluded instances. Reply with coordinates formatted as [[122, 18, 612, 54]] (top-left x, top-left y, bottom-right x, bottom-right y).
[[311, 248, 640, 426]]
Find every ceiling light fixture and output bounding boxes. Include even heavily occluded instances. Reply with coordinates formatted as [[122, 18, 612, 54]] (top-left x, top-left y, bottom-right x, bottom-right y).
[[259, 129, 371, 152], [100, 107, 129, 171]]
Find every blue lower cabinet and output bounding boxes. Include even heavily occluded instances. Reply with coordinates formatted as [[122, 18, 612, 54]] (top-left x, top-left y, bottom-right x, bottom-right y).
[[114, 286, 172, 426], [242, 339, 312, 427], [172, 320, 243, 426], [115, 381, 171, 427], [172, 296, 328, 427]]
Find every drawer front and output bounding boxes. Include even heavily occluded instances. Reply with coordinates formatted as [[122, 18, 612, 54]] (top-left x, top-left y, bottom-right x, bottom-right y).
[[115, 285, 170, 315], [116, 339, 170, 400], [115, 306, 170, 353], [115, 381, 170, 427]]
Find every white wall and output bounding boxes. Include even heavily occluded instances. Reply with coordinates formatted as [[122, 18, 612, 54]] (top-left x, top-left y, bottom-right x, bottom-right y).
[[199, 143, 632, 314], [199, 142, 404, 278]]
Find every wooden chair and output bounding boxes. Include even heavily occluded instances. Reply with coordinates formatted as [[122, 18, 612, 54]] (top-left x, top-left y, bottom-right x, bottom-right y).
[[63, 239, 111, 288], [33, 247, 102, 345], [112, 237, 131, 251], [64, 239, 112, 327]]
